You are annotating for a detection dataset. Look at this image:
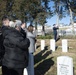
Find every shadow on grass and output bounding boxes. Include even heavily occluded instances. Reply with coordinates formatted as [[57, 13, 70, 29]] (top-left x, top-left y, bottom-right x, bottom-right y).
[[34, 46, 50, 64], [36, 45, 40, 49], [56, 36, 60, 42], [44, 46, 48, 50], [34, 47, 54, 75], [55, 46, 58, 50]]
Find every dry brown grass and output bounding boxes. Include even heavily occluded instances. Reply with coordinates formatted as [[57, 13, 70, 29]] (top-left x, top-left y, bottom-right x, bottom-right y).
[[34, 39, 76, 75]]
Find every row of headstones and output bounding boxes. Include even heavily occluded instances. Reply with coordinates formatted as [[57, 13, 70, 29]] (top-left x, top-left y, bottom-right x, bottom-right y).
[[24, 39, 73, 75], [41, 39, 68, 52], [41, 39, 74, 75]]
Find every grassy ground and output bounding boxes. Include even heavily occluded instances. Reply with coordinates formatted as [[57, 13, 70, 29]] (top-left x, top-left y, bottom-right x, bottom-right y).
[[0, 39, 76, 75], [34, 39, 76, 75]]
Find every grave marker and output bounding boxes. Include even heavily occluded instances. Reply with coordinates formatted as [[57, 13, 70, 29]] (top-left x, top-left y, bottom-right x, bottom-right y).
[[57, 56, 73, 75], [62, 39, 68, 52], [50, 39, 55, 51], [23, 68, 28, 75], [41, 40, 45, 50]]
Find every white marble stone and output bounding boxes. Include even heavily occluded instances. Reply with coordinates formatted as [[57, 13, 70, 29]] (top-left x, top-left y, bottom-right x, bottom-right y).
[[41, 40, 45, 50], [23, 68, 28, 75], [57, 56, 73, 75], [62, 39, 68, 52], [50, 39, 55, 51]]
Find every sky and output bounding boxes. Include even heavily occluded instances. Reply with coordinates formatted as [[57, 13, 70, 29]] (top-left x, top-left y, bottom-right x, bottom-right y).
[[46, 15, 70, 26], [46, 1, 71, 26]]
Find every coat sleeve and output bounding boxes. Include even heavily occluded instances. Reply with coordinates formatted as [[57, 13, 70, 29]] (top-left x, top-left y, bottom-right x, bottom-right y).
[[1, 26, 11, 38], [27, 32, 36, 38], [20, 28, 26, 38], [6, 35, 30, 50], [16, 38, 30, 49], [53, 27, 59, 30]]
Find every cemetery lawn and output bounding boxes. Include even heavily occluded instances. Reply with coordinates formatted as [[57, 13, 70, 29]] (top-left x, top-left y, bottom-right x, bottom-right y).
[[0, 39, 76, 75], [34, 39, 76, 75]]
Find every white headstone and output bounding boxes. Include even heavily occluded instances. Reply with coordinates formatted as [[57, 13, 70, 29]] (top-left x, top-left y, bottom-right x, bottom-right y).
[[23, 68, 28, 75], [62, 39, 68, 52], [57, 56, 73, 75], [50, 39, 55, 51], [41, 40, 45, 50]]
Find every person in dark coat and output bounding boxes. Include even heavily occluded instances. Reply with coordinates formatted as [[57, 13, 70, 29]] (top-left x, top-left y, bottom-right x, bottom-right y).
[[53, 24, 59, 42], [1, 16, 30, 75]]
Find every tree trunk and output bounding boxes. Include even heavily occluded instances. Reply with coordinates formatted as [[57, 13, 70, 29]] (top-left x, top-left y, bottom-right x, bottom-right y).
[[56, 12, 59, 37], [56, 12, 59, 26], [42, 25, 45, 36], [69, 7, 74, 35], [67, 1, 74, 35], [34, 22, 38, 36], [35, 22, 37, 30]]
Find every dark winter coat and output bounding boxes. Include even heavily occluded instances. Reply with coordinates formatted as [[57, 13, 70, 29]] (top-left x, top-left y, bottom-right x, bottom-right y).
[[0, 32, 5, 66], [53, 27, 59, 35], [1, 26, 30, 68]]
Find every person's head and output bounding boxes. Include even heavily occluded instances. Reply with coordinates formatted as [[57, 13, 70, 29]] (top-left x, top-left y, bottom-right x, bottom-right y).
[[14, 20, 22, 31], [9, 21, 15, 28], [2, 15, 10, 26], [53, 24, 58, 27], [53, 24, 56, 26], [21, 22, 26, 29], [27, 25, 34, 32]]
